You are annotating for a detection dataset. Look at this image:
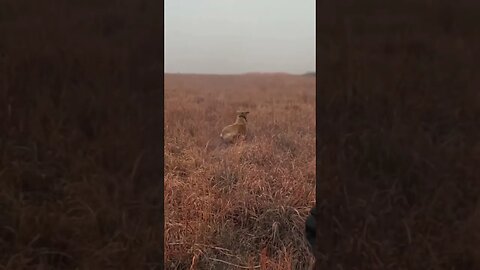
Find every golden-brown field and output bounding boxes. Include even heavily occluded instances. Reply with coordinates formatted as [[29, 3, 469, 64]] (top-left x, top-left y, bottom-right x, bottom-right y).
[[317, 0, 480, 269], [164, 74, 316, 269], [5, 0, 480, 269], [1, 1, 163, 269]]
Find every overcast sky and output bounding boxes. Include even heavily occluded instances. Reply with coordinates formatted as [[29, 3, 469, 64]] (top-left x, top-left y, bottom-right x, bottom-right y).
[[165, 0, 315, 75]]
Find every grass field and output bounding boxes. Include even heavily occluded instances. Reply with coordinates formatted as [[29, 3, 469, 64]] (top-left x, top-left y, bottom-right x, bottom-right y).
[[3, 0, 480, 269], [164, 74, 316, 269], [317, 0, 480, 269], [1, 1, 163, 269]]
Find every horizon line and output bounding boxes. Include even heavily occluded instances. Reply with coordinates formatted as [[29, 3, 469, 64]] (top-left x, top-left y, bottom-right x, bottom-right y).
[[164, 71, 316, 76]]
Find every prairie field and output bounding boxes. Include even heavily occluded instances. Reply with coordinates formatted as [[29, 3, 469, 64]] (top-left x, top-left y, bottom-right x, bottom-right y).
[[3, 0, 480, 269], [317, 0, 480, 269], [164, 74, 316, 269], [1, 1, 163, 269]]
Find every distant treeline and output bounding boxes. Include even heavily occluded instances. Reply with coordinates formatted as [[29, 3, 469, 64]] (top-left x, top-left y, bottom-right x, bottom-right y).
[[303, 71, 315, 76]]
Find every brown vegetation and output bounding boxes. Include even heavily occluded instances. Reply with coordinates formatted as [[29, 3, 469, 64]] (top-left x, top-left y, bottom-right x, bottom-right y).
[[165, 74, 316, 269], [1, 1, 162, 269], [318, 0, 480, 269]]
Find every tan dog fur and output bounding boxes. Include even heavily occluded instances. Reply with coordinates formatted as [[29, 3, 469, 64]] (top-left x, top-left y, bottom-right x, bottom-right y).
[[220, 111, 249, 143]]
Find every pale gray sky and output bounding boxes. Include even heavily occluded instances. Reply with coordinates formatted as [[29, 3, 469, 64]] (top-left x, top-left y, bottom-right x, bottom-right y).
[[165, 0, 315, 75]]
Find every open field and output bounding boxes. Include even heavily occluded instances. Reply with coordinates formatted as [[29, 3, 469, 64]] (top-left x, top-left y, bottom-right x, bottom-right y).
[[4, 0, 480, 269], [164, 74, 316, 269], [318, 0, 480, 269], [1, 1, 162, 269]]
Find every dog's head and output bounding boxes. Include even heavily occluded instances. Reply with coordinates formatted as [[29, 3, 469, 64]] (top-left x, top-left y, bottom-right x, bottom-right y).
[[236, 111, 250, 121]]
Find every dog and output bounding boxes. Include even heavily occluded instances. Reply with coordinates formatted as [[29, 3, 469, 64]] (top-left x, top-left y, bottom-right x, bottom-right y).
[[220, 111, 249, 143]]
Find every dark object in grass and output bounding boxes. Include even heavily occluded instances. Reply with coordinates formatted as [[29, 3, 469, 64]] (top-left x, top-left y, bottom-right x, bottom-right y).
[[305, 206, 317, 268]]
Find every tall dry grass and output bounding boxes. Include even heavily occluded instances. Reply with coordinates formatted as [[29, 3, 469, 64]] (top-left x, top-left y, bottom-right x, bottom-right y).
[[317, 0, 480, 269], [164, 74, 316, 269], [1, 1, 163, 269]]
